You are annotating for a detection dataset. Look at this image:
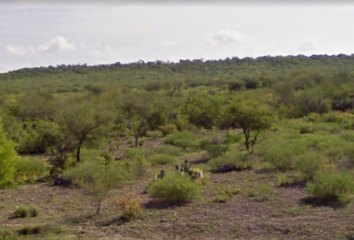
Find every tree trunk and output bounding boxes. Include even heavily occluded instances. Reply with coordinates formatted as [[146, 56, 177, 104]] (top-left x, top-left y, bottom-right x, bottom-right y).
[[96, 201, 101, 215], [134, 134, 139, 148]]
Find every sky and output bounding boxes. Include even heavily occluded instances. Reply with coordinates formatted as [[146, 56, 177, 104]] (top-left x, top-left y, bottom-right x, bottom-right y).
[[1, 1, 354, 73]]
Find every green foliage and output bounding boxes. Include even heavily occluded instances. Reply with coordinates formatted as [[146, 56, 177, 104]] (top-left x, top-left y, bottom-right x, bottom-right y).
[[164, 131, 200, 151], [146, 130, 163, 139], [200, 133, 230, 158], [208, 150, 254, 172], [149, 154, 176, 165], [152, 144, 184, 156], [293, 151, 328, 180], [212, 185, 241, 203], [123, 147, 147, 160], [222, 100, 275, 153], [123, 154, 151, 177], [147, 171, 201, 204], [10, 205, 40, 219], [299, 124, 315, 134], [247, 184, 275, 201], [64, 158, 131, 214], [0, 118, 17, 188], [159, 124, 177, 136], [14, 156, 48, 184], [15, 120, 61, 154], [223, 131, 243, 144], [260, 134, 306, 171], [305, 170, 354, 205]]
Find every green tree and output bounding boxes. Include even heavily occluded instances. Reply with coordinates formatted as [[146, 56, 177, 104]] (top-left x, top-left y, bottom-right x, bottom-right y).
[[56, 101, 114, 162], [222, 100, 274, 154], [0, 118, 18, 188]]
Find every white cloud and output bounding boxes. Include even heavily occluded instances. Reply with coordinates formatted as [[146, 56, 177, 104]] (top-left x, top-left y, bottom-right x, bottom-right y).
[[6, 45, 36, 56], [6, 36, 76, 57], [209, 29, 247, 45], [38, 36, 76, 52]]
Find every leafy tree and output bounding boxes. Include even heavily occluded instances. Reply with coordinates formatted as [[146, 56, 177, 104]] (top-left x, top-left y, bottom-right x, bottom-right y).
[[222, 100, 274, 154], [56, 101, 114, 162], [0, 118, 18, 188]]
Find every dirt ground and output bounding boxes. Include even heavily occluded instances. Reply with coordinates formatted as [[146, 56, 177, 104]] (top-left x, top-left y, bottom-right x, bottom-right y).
[[1, 139, 354, 240]]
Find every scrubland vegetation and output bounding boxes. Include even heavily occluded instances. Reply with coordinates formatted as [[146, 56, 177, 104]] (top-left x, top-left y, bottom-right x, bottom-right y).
[[1, 55, 354, 239]]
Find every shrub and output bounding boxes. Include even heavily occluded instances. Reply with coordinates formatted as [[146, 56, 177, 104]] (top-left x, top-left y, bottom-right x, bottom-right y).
[[123, 148, 146, 160], [277, 173, 289, 187], [146, 130, 163, 139], [64, 159, 131, 215], [14, 157, 48, 184], [149, 154, 176, 165], [152, 145, 184, 156], [305, 170, 354, 206], [17, 224, 44, 235], [200, 134, 230, 158], [164, 131, 200, 151], [294, 151, 328, 180], [113, 192, 142, 220], [208, 150, 254, 172], [261, 136, 306, 171], [247, 184, 275, 201], [124, 154, 151, 177], [0, 118, 17, 188], [147, 171, 201, 204], [223, 131, 243, 144], [159, 124, 177, 136], [10, 205, 40, 219], [299, 125, 314, 134], [212, 185, 241, 203]]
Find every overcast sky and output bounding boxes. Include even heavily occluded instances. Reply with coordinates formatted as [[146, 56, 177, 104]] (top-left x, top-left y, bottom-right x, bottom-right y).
[[0, 2, 353, 73]]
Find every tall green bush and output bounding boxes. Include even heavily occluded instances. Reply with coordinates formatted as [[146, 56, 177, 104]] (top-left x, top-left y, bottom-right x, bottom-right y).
[[0, 118, 18, 188], [147, 171, 201, 204]]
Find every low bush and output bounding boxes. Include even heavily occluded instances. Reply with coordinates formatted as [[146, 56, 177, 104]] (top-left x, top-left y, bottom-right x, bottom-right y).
[[159, 124, 177, 136], [212, 185, 241, 203], [260, 135, 306, 171], [299, 125, 314, 134], [123, 148, 146, 160], [208, 150, 254, 172], [152, 144, 184, 156], [147, 171, 201, 204], [64, 159, 131, 215], [10, 205, 40, 219], [247, 184, 275, 201], [223, 131, 243, 144], [200, 134, 230, 158], [294, 151, 328, 180], [146, 130, 163, 139], [14, 157, 48, 184], [305, 170, 354, 206], [113, 192, 142, 220], [149, 154, 176, 165], [164, 131, 200, 151], [17, 224, 44, 235]]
